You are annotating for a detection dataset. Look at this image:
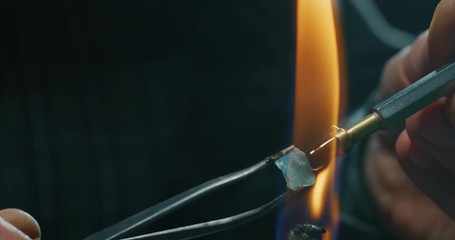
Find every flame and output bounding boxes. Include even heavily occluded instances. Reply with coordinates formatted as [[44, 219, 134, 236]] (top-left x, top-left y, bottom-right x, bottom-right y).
[[290, 0, 344, 239]]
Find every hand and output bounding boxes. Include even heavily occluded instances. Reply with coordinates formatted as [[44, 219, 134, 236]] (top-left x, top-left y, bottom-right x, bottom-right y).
[[0, 209, 40, 240], [365, 0, 455, 239]]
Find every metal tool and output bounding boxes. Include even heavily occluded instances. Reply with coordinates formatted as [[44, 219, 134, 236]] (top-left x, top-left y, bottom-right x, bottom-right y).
[[316, 61, 455, 155], [84, 146, 307, 240]]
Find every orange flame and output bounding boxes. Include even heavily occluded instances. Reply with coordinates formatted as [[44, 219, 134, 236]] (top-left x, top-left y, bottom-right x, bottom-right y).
[[291, 0, 344, 239]]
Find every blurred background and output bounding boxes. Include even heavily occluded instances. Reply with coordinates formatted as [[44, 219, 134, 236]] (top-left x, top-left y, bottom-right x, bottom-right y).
[[0, 0, 438, 239]]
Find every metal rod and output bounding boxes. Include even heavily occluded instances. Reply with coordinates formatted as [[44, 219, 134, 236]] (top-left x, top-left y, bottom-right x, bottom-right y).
[[373, 62, 455, 129], [334, 61, 455, 153]]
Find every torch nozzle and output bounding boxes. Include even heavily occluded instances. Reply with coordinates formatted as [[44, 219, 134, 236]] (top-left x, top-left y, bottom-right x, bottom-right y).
[[308, 113, 382, 158], [334, 113, 382, 153], [310, 61, 455, 157]]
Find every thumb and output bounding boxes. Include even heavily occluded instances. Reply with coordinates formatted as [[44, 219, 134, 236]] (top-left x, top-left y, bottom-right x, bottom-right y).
[[380, 0, 455, 101], [0, 209, 40, 240], [428, 0, 455, 69]]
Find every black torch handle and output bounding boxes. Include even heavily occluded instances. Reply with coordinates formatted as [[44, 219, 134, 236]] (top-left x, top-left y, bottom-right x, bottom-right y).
[[372, 62, 455, 129]]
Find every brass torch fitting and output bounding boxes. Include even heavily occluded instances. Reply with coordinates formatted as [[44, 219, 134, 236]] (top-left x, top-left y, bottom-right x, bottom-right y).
[[335, 113, 383, 153]]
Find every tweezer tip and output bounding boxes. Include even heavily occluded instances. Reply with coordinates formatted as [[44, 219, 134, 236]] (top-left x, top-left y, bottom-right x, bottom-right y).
[[282, 145, 295, 155], [268, 145, 295, 162]]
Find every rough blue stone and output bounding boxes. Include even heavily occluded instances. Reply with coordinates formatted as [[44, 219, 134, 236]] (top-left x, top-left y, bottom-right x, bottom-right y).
[[275, 148, 315, 190]]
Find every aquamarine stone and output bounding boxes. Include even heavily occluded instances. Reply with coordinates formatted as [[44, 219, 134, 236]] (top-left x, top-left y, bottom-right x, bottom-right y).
[[274, 148, 315, 190]]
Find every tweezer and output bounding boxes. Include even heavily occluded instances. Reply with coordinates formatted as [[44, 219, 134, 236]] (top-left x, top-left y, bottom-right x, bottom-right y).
[[84, 146, 296, 240]]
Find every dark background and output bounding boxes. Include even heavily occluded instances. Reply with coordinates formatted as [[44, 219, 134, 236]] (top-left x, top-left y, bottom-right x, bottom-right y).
[[0, 0, 438, 239]]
